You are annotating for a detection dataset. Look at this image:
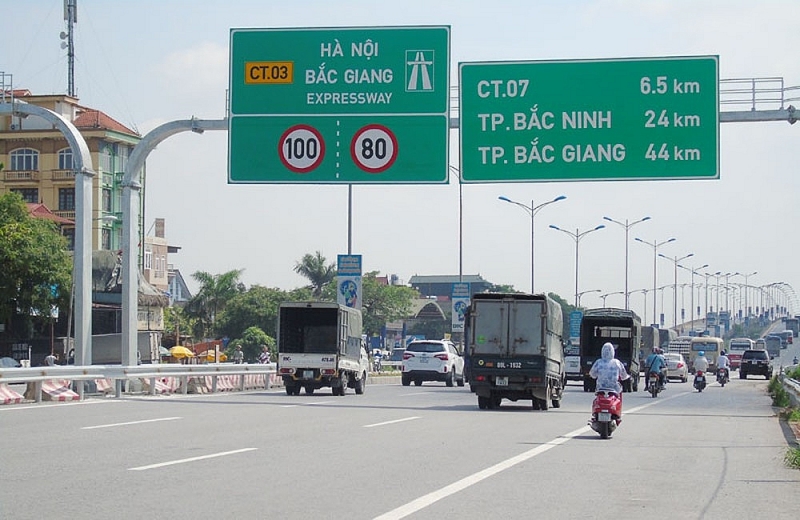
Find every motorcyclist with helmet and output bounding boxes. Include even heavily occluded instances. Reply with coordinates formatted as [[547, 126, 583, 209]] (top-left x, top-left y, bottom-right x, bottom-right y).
[[694, 350, 710, 373], [644, 346, 667, 390], [589, 342, 631, 394], [717, 350, 730, 383]]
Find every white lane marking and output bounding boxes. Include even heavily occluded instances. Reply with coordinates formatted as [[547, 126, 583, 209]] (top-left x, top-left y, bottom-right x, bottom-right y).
[[0, 399, 124, 412], [281, 400, 335, 408], [364, 416, 420, 428], [128, 448, 257, 471], [82, 416, 181, 430], [399, 392, 427, 396], [374, 391, 683, 520]]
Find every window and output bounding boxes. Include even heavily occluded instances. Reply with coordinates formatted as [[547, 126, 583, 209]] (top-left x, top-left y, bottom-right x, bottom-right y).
[[62, 228, 75, 251], [118, 145, 129, 172], [10, 148, 39, 170], [98, 142, 112, 172], [58, 188, 75, 211], [10, 188, 38, 203], [102, 188, 112, 212], [102, 228, 111, 250], [58, 148, 74, 170], [144, 249, 152, 270]]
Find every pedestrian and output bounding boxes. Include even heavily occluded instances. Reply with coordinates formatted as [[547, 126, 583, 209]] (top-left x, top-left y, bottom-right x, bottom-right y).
[[233, 345, 244, 364], [44, 352, 57, 366], [258, 345, 271, 364]]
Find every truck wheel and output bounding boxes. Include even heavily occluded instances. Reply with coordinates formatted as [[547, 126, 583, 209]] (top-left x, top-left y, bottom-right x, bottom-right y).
[[457, 372, 465, 387], [478, 396, 489, 410], [414, 379, 422, 386], [539, 386, 550, 411], [285, 385, 295, 396], [355, 372, 366, 395], [490, 397, 501, 409], [401, 373, 411, 386], [305, 386, 314, 395], [552, 397, 561, 408], [446, 371, 454, 387], [739, 371, 746, 379]]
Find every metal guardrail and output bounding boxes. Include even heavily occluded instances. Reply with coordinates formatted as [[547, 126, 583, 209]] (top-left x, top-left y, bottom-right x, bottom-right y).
[[0, 363, 277, 403], [783, 377, 800, 408]]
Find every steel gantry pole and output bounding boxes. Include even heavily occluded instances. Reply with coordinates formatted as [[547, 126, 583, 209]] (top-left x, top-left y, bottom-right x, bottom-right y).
[[635, 237, 675, 326], [498, 195, 566, 294], [603, 216, 650, 310], [550, 224, 605, 306]]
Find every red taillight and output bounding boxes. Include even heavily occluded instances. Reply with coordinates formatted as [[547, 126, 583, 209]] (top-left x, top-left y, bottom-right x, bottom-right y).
[[677, 362, 684, 368], [474, 375, 486, 382], [402, 352, 414, 360], [434, 353, 449, 361]]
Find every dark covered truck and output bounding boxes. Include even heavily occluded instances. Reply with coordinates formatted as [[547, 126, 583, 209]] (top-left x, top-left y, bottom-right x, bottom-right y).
[[465, 293, 565, 410], [277, 302, 369, 396], [580, 308, 641, 392]]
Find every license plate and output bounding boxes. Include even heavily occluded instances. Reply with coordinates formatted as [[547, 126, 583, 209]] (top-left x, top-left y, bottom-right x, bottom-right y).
[[303, 370, 314, 380], [598, 412, 611, 422], [420, 358, 429, 364], [496, 376, 508, 386], [695, 376, 703, 382]]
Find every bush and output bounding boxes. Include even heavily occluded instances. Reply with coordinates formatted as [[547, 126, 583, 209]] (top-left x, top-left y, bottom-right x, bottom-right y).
[[770, 379, 791, 407], [785, 447, 800, 469], [787, 366, 800, 380]]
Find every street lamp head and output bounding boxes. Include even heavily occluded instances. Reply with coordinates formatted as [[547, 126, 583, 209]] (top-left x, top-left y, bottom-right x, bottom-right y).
[[602, 216, 613, 222], [549, 224, 561, 231], [594, 224, 606, 231], [498, 196, 512, 203], [700, 264, 709, 269], [553, 195, 567, 202], [658, 253, 668, 259], [634, 237, 644, 244], [666, 237, 676, 244], [641, 216, 652, 222]]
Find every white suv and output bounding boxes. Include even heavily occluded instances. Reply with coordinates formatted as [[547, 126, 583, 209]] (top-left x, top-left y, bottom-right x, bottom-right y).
[[401, 340, 465, 387]]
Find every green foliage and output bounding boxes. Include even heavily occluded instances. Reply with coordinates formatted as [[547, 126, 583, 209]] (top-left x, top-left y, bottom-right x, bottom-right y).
[[216, 285, 289, 340], [183, 269, 244, 338], [0, 192, 72, 335], [294, 251, 336, 299], [770, 378, 791, 408], [361, 271, 417, 337], [785, 447, 800, 469], [548, 292, 578, 341], [487, 283, 519, 293], [226, 326, 274, 363], [786, 365, 800, 380], [162, 306, 199, 346]]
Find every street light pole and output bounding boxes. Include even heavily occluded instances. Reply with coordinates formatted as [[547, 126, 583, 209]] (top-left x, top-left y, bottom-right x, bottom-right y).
[[733, 271, 757, 321], [658, 252, 693, 329], [550, 224, 605, 306], [577, 289, 602, 308], [499, 195, 566, 294], [678, 263, 708, 331], [603, 216, 650, 310], [600, 291, 625, 308], [635, 237, 675, 326]]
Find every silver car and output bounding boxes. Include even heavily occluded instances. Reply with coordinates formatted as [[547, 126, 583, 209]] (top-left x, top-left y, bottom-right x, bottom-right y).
[[664, 352, 689, 382]]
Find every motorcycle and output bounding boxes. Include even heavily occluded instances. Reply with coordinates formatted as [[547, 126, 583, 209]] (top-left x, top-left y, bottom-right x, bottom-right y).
[[716, 367, 729, 387], [590, 390, 622, 439], [694, 370, 707, 392], [647, 371, 662, 398], [372, 356, 382, 372]]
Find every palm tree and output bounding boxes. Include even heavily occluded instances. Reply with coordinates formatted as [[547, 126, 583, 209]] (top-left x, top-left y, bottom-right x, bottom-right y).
[[184, 269, 244, 338], [294, 251, 336, 299]]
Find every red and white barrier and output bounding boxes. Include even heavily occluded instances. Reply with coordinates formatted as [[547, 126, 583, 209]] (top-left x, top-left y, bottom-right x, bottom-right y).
[[0, 383, 23, 405], [95, 378, 114, 394], [41, 379, 80, 401]]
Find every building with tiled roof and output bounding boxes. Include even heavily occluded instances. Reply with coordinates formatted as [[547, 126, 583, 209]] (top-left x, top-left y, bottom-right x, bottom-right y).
[[0, 90, 141, 251]]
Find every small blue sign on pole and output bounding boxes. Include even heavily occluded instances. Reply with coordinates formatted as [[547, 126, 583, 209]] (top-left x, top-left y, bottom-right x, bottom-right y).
[[569, 310, 583, 341]]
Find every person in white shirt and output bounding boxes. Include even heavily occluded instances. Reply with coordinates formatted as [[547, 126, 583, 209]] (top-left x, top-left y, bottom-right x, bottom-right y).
[[716, 350, 730, 381], [694, 351, 710, 373]]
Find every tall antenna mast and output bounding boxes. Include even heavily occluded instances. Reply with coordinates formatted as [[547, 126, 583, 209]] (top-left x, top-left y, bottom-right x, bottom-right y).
[[60, 0, 77, 97]]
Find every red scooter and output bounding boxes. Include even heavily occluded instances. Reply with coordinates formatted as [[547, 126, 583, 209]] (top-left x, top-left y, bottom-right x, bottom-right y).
[[590, 390, 623, 439]]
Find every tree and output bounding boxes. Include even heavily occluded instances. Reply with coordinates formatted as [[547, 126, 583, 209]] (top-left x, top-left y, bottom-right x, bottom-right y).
[[549, 292, 578, 341], [227, 326, 274, 363], [360, 271, 417, 337], [0, 193, 72, 337], [184, 269, 244, 338], [294, 251, 336, 299]]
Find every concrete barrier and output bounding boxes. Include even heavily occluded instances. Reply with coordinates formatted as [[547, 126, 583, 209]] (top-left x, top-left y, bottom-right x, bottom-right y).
[[0, 383, 23, 404]]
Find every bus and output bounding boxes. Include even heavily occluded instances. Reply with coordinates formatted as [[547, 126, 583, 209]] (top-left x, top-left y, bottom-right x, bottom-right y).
[[727, 338, 755, 370], [689, 337, 723, 372]]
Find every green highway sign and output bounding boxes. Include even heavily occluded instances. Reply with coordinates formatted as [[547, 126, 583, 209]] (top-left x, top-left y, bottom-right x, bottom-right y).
[[459, 56, 719, 183], [229, 26, 450, 184]]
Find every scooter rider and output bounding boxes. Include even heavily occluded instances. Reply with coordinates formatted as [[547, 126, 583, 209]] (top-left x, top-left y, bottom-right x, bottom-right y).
[[694, 350, 710, 374], [589, 342, 631, 394], [717, 350, 730, 381], [644, 347, 668, 389]]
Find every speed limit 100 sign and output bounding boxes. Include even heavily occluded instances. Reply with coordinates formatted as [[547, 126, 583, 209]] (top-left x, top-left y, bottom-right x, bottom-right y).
[[278, 125, 325, 173], [350, 124, 398, 173]]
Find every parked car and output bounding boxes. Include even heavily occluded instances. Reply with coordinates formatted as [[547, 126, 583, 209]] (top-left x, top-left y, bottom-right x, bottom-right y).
[[739, 349, 773, 380], [664, 352, 688, 382], [401, 340, 465, 387]]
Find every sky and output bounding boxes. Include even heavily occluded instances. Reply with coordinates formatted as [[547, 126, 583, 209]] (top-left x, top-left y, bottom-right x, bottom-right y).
[[3, 0, 800, 327]]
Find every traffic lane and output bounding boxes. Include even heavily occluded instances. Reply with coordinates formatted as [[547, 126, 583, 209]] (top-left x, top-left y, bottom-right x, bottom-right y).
[[393, 378, 797, 520]]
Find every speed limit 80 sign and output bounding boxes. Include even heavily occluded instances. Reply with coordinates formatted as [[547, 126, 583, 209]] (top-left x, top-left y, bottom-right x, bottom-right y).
[[350, 124, 398, 173]]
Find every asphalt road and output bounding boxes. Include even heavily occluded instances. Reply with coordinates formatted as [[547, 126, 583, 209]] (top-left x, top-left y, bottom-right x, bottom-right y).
[[1, 372, 798, 519]]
